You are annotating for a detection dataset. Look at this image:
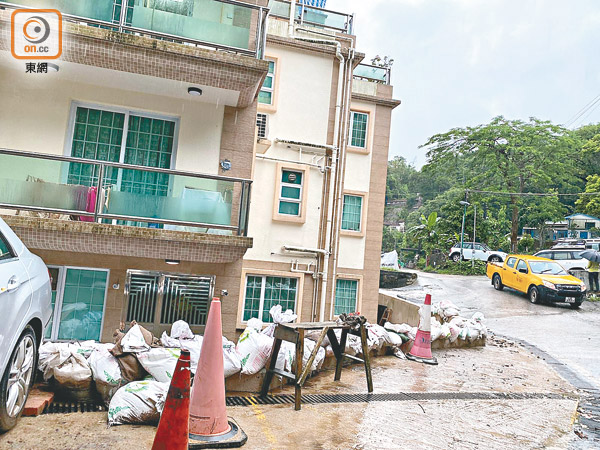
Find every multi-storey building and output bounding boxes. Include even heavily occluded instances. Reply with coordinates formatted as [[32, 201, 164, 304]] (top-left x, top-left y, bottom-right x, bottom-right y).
[[0, 0, 399, 342]]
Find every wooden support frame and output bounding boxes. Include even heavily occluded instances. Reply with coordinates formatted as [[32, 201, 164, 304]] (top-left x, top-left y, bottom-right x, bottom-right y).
[[260, 321, 373, 410]]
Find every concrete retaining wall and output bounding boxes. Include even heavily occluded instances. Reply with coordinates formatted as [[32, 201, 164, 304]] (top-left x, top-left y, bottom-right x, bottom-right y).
[[378, 292, 420, 327]]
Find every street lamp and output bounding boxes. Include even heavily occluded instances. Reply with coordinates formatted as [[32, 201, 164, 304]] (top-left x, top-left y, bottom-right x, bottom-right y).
[[459, 200, 470, 261], [471, 204, 477, 267]]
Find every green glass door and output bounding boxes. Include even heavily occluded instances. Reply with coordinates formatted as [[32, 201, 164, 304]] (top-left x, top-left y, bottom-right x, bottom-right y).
[[44, 267, 61, 339], [57, 268, 109, 341]]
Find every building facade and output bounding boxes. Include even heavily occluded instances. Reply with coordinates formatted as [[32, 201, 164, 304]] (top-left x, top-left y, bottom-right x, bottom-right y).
[[0, 0, 399, 341]]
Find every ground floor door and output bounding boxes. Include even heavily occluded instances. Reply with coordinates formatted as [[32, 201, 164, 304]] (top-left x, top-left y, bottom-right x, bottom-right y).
[[125, 270, 215, 335], [45, 266, 109, 341]]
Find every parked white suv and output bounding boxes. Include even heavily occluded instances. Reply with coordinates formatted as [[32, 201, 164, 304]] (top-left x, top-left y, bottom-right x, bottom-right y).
[[449, 242, 507, 263], [0, 218, 51, 432], [534, 248, 589, 273]]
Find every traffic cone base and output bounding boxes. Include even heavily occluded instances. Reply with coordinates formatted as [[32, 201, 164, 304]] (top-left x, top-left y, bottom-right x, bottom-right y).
[[189, 418, 248, 449]]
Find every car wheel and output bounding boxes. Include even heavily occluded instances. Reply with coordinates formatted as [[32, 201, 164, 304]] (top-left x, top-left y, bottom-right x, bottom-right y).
[[0, 325, 37, 432], [451, 253, 461, 263], [528, 286, 541, 304], [493, 274, 504, 291], [570, 302, 582, 309], [489, 256, 501, 263]]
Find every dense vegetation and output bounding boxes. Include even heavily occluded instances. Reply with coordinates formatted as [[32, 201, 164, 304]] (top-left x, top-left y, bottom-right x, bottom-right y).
[[383, 118, 600, 264]]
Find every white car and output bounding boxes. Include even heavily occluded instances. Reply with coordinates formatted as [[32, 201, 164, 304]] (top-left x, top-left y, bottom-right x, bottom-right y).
[[534, 248, 589, 273], [449, 242, 507, 263], [0, 218, 51, 432]]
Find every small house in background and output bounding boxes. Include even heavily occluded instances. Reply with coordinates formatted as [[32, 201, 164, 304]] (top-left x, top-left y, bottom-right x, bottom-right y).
[[565, 214, 600, 239]]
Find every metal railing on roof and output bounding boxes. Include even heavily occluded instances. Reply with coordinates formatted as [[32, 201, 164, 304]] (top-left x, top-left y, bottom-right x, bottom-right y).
[[0, 0, 269, 58], [0, 148, 252, 236], [353, 63, 391, 85], [269, 0, 353, 34]]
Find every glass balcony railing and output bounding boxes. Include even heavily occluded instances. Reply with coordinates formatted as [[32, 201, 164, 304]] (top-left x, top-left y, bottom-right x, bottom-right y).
[[0, 0, 269, 57], [353, 63, 391, 85], [269, 0, 353, 34], [0, 149, 252, 236]]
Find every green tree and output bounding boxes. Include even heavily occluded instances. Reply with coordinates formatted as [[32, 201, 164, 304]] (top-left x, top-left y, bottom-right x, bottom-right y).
[[576, 175, 600, 218], [422, 116, 577, 252], [407, 212, 444, 264]]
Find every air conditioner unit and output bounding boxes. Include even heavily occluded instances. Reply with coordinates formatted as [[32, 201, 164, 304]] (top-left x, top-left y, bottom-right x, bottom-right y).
[[256, 113, 268, 139]]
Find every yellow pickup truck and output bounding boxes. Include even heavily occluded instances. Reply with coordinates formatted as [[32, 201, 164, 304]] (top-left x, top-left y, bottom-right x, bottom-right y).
[[486, 255, 587, 308]]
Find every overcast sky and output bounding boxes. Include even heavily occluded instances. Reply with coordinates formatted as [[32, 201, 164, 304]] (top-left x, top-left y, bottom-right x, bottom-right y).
[[327, 0, 600, 168]]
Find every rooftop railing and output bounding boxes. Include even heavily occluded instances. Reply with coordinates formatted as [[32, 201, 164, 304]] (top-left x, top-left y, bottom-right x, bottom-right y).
[[0, 0, 269, 58], [269, 0, 353, 34], [0, 148, 252, 236], [353, 63, 391, 85]]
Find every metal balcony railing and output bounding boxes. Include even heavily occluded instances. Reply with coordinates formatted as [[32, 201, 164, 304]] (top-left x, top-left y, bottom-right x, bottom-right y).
[[353, 63, 391, 85], [0, 148, 252, 236], [269, 0, 353, 34], [0, 0, 269, 58]]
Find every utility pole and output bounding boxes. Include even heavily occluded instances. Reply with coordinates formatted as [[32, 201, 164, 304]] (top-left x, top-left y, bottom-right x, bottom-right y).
[[459, 200, 470, 261], [472, 204, 477, 268]]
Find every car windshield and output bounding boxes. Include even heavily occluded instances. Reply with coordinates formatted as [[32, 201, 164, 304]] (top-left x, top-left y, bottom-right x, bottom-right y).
[[528, 261, 568, 275]]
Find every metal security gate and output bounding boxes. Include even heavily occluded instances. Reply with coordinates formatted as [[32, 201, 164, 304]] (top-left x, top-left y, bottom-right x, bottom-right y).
[[125, 270, 214, 334]]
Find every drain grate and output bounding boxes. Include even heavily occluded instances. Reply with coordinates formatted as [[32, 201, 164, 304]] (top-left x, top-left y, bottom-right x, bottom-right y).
[[226, 391, 569, 407], [44, 401, 107, 414]]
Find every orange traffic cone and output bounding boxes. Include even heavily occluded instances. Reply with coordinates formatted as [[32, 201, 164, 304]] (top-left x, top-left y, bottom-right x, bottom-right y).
[[189, 298, 247, 449], [406, 294, 438, 365], [152, 349, 191, 450]]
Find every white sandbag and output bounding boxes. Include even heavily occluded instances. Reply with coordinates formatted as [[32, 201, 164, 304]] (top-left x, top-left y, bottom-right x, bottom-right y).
[[366, 324, 388, 351], [472, 312, 485, 323], [89, 345, 123, 403], [439, 323, 451, 340], [53, 351, 92, 388], [384, 322, 413, 335], [170, 320, 194, 339], [38, 342, 92, 384], [275, 341, 295, 372], [107, 380, 168, 426], [430, 319, 443, 342], [302, 339, 326, 372], [236, 321, 274, 375], [386, 331, 403, 346], [222, 337, 242, 377], [120, 324, 150, 353], [262, 305, 297, 338], [345, 334, 363, 356], [448, 322, 460, 343], [137, 348, 181, 383], [407, 327, 418, 341], [438, 300, 460, 320]]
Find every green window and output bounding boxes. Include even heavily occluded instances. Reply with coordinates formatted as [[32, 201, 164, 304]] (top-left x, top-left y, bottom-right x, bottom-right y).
[[278, 169, 303, 216], [334, 279, 358, 316], [68, 107, 124, 187], [341, 194, 363, 232], [121, 115, 174, 196], [258, 60, 275, 105], [350, 111, 368, 148], [243, 275, 298, 323]]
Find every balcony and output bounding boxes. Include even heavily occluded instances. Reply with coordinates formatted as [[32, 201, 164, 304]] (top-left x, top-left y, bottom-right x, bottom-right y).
[[268, 0, 353, 34], [1, 148, 253, 263], [0, 148, 252, 235], [353, 64, 391, 85], [1, 0, 268, 57]]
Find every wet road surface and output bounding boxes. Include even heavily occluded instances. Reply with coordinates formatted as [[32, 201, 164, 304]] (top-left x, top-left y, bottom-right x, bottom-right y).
[[396, 271, 600, 390]]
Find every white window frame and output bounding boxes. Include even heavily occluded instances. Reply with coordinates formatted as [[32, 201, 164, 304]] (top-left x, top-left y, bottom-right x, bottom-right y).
[[341, 194, 363, 232], [279, 169, 303, 216], [349, 111, 369, 149], [242, 274, 299, 323], [259, 59, 276, 105]]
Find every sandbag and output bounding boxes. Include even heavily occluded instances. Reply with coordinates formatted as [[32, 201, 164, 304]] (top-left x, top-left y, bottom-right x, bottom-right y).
[[222, 337, 242, 378], [136, 348, 182, 383], [236, 319, 274, 375], [89, 345, 124, 404], [262, 305, 297, 338], [107, 380, 168, 426]]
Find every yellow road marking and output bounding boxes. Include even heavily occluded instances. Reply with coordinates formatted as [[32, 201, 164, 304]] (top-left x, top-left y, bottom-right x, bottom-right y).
[[248, 399, 278, 448]]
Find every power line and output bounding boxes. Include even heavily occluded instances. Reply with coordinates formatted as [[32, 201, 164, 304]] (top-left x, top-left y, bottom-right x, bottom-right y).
[[466, 189, 600, 197], [564, 93, 600, 128]]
